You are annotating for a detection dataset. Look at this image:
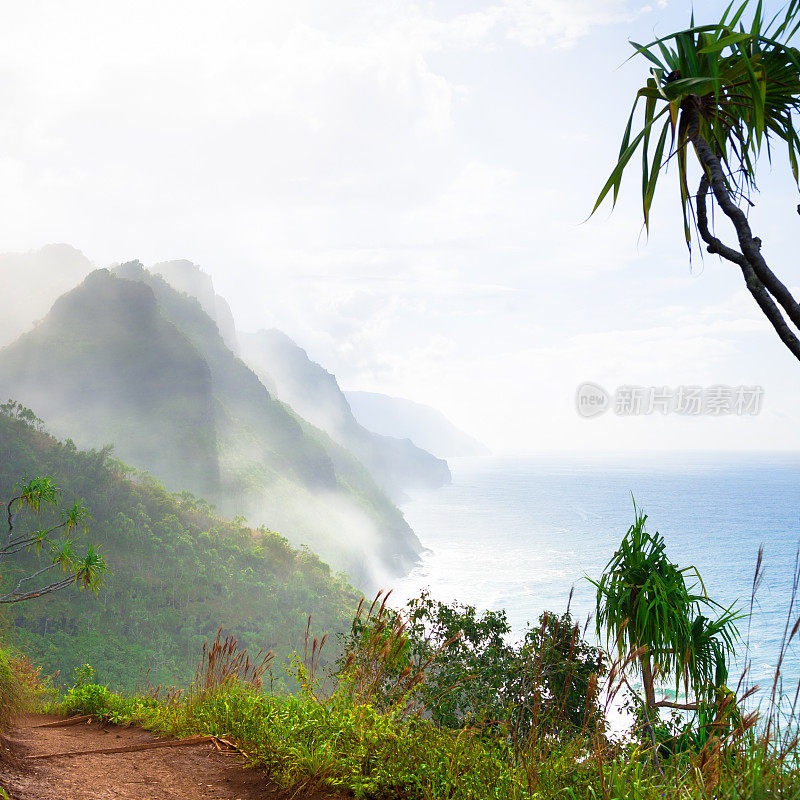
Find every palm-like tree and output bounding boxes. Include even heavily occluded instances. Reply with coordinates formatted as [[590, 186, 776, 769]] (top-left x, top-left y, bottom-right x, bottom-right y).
[[591, 507, 741, 729], [0, 476, 108, 603], [594, 0, 800, 360]]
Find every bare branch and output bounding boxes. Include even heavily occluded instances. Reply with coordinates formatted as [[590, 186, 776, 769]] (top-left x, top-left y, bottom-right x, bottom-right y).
[[653, 698, 701, 711], [689, 128, 800, 362], [0, 575, 78, 604], [2, 562, 62, 601]]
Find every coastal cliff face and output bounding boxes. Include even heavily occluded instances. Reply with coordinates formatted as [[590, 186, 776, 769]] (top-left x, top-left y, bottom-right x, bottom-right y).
[[240, 329, 451, 501], [0, 264, 421, 584]]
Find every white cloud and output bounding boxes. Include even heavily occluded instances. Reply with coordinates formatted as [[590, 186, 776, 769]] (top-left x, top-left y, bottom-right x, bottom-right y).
[[499, 0, 653, 47], [4, 0, 799, 454]]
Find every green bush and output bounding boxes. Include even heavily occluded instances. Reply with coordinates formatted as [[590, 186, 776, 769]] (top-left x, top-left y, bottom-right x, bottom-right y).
[[0, 647, 20, 730], [337, 591, 606, 742]]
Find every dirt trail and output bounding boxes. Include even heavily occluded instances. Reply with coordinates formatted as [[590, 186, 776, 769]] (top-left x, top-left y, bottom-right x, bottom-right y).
[[0, 714, 330, 800]]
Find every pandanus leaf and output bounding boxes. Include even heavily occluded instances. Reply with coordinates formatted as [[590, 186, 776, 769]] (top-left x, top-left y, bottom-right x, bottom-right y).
[[592, 0, 800, 246]]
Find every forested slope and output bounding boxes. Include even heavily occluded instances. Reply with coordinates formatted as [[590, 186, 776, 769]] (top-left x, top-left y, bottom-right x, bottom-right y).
[[0, 406, 361, 689], [0, 266, 421, 582]]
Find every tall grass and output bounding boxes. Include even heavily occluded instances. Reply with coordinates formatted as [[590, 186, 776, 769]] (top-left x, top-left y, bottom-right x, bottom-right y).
[[0, 641, 56, 732], [52, 572, 800, 799]]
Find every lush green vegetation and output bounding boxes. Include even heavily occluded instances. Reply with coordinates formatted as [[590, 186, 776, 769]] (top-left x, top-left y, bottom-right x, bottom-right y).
[[1, 384, 797, 798], [0, 402, 361, 690], [339, 590, 605, 738], [0, 456, 796, 798], [50, 587, 800, 800], [0, 264, 421, 580]]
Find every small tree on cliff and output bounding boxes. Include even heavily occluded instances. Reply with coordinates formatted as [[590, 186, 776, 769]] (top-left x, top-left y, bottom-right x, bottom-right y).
[[1, 475, 108, 603], [594, 0, 800, 360], [590, 506, 741, 741]]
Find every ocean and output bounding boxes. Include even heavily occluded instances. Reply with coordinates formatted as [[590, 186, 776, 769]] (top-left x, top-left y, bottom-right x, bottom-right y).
[[394, 453, 800, 699]]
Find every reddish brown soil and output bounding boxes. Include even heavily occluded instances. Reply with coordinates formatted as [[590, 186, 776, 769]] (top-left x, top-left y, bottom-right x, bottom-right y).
[[0, 714, 336, 800]]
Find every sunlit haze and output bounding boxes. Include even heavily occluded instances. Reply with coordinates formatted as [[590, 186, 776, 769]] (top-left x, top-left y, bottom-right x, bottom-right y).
[[2, 0, 799, 452]]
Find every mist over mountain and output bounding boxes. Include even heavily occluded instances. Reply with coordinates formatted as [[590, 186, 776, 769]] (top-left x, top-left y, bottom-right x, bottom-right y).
[[0, 244, 94, 348], [0, 264, 421, 583], [240, 329, 451, 500], [345, 391, 489, 459], [0, 268, 219, 492], [0, 406, 360, 688], [145, 257, 450, 499], [151, 259, 239, 353]]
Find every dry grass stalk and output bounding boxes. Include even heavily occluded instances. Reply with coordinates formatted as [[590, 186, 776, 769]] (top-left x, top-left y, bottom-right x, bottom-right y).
[[193, 627, 274, 695]]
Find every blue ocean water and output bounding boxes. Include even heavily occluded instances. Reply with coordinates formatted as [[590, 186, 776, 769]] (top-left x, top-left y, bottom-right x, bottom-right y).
[[394, 453, 800, 696]]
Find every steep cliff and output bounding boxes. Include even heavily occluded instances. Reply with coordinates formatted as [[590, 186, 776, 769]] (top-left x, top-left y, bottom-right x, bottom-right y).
[[240, 329, 451, 500]]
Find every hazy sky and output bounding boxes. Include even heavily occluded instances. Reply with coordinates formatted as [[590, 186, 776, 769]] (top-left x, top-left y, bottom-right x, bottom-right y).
[[2, 0, 800, 452]]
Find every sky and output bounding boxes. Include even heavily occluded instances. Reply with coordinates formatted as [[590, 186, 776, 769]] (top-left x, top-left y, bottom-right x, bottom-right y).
[[1, 0, 799, 453]]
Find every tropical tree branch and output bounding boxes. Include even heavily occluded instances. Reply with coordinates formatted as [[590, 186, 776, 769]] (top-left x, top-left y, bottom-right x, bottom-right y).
[[1, 502, 21, 560], [0, 477, 108, 603], [595, 2, 800, 363], [3, 561, 62, 600], [695, 173, 800, 361], [653, 698, 701, 711], [684, 101, 800, 334], [0, 575, 78, 604]]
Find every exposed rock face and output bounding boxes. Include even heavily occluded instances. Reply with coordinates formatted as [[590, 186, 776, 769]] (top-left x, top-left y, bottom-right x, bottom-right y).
[[213, 295, 239, 354], [152, 259, 239, 353]]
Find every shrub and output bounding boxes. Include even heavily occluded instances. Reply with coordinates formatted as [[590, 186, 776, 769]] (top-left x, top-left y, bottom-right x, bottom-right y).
[[337, 591, 606, 743]]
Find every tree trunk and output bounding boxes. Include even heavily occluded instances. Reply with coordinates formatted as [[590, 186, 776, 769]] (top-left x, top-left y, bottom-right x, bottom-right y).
[[640, 651, 657, 713], [683, 98, 800, 362]]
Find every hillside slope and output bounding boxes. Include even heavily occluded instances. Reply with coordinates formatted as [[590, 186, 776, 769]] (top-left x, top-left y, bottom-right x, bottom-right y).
[[0, 406, 361, 689], [0, 267, 420, 582], [0, 269, 219, 494], [240, 329, 451, 500]]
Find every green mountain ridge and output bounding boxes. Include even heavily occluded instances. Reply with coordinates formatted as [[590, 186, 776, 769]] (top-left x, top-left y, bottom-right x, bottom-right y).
[[0, 269, 219, 493], [0, 266, 420, 583]]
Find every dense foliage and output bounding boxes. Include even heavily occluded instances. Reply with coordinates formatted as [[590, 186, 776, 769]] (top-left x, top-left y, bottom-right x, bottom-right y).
[[53, 626, 800, 800], [0, 403, 361, 689], [339, 591, 606, 742]]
